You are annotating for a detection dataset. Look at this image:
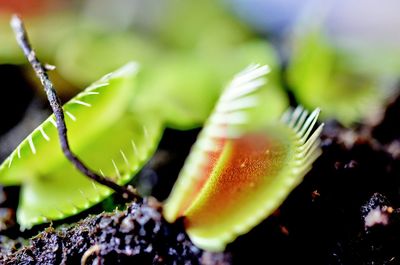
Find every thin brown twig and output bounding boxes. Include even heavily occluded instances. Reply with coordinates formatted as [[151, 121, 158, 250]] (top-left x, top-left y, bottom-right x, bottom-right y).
[[10, 14, 138, 201]]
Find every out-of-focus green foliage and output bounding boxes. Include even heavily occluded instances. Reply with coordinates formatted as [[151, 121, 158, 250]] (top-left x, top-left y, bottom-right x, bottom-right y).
[[55, 31, 160, 87], [0, 14, 81, 64], [1, 0, 288, 129], [0, 0, 289, 130], [131, 52, 221, 129], [155, 0, 253, 50], [133, 40, 288, 129], [287, 31, 395, 125]]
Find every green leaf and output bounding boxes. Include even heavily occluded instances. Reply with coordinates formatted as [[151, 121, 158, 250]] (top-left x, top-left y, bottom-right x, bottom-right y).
[[0, 62, 163, 229], [155, 0, 253, 49], [164, 65, 323, 251], [288, 31, 393, 125], [0, 13, 81, 64], [133, 40, 288, 129], [55, 31, 160, 87], [132, 52, 222, 129]]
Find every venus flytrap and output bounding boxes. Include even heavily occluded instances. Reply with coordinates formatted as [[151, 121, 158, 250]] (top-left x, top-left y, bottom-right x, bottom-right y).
[[0, 62, 163, 229], [164, 65, 324, 251], [0, 16, 165, 229]]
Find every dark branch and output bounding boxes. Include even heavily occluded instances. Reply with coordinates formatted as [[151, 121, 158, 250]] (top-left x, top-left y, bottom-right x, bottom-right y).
[[10, 15, 138, 201]]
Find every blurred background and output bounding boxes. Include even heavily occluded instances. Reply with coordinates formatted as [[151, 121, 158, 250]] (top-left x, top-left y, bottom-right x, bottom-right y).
[[1, 0, 400, 130], [0, 0, 399, 134]]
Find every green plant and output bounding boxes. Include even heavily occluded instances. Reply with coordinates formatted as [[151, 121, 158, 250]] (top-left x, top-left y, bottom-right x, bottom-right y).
[[0, 61, 322, 253], [131, 43, 288, 130], [164, 65, 323, 251], [287, 30, 393, 125], [0, 11, 325, 255], [0, 62, 163, 229]]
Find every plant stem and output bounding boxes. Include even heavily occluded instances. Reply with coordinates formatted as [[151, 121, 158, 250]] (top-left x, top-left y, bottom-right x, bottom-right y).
[[10, 15, 138, 201]]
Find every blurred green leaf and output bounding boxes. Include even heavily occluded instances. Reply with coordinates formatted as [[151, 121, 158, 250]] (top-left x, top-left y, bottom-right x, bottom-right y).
[[56, 31, 160, 87], [0, 13, 80, 64], [155, 0, 253, 49], [133, 40, 288, 129], [288, 31, 393, 125]]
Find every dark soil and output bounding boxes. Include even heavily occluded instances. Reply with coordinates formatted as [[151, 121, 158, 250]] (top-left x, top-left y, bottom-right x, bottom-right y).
[[1, 65, 400, 264], [0, 199, 230, 265]]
